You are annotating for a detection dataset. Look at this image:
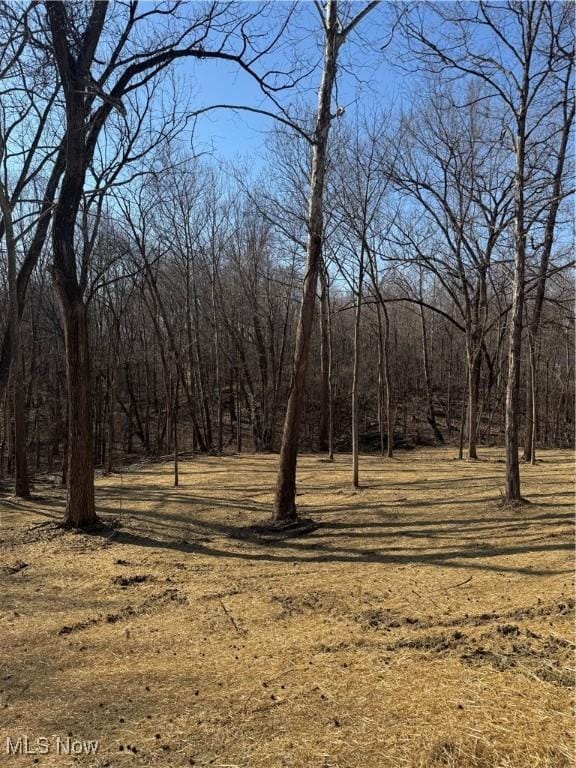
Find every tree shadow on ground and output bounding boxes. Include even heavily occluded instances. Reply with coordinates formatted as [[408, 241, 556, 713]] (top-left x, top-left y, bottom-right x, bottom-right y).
[[99, 525, 572, 578], [4, 468, 572, 580]]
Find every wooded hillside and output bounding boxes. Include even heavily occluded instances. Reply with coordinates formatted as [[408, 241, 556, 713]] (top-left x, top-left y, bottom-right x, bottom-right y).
[[0, 1, 573, 520]]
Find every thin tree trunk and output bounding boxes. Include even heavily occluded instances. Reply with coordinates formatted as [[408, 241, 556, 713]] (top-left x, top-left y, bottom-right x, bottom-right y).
[[193, 285, 212, 450], [352, 255, 364, 488], [381, 301, 393, 458], [173, 374, 179, 487], [523, 350, 535, 461], [34, 409, 41, 471], [505, 107, 528, 502], [61, 396, 68, 486], [211, 266, 223, 453], [467, 348, 481, 459], [327, 279, 334, 462], [376, 315, 385, 457], [0, 181, 30, 497], [419, 302, 443, 444], [273, 0, 341, 522], [458, 382, 467, 461], [446, 331, 453, 437], [106, 365, 116, 474], [318, 266, 330, 453], [522, 77, 573, 460], [235, 364, 242, 454], [0, 148, 65, 404], [0, 389, 8, 478], [543, 360, 550, 447], [528, 334, 537, 465]]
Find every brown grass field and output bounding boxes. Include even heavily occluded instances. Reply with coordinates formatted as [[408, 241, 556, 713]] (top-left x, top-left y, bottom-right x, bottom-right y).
[[1, 448, 574, 768]]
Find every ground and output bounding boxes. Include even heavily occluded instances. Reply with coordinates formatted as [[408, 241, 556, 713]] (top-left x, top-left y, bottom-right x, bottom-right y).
[[0, 448, 574, 768]]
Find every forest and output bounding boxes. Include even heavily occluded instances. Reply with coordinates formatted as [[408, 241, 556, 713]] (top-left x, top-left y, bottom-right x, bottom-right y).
[[0, 2, 574, 767]]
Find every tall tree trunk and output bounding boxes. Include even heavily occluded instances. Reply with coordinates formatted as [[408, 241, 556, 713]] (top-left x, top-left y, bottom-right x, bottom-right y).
[[173, 374, 179, 487], [106, 365, 116, 475], [381, 301, 393, 458], [505, 107, 527, 502], [211, 267, 223, 453], [523, 347, 536, 462], [326, 277, 335, 462], [419, 303, 444, 444], [318, 266, 330, 452], [352, 255, 364, 487], [193, 286, 212, 449], [0, 389, 8, 479], [59, 299, 96, 526], [46, 1, 108, 527], [269, 282, 293, 453], [458, 380, 467, 461], [377, 317, 385, 457], [0, 149, 65, 403], [543, 360, 550, 447], [528, 333, 537, 465], [522, 87, 574, 460], [0, 181, 30, 497], [467, 348, 481, 459], [273, 0, 340, 522], [235, 368, 242, 454], [446, 330, 453, 438]]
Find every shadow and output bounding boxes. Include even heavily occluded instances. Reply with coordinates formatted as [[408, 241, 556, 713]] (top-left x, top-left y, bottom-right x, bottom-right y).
[[103, 525, 573, 578], [6, 450, 573, 582]]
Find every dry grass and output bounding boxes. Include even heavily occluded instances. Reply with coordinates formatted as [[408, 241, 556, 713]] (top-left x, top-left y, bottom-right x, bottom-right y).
[[0, 447, 574, 768]]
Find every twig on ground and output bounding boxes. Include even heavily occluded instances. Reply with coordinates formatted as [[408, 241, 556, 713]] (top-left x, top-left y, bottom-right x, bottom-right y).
[[219, 598, 243, 635], [412, 587, 440, 608], [430, 576, 473, 593]]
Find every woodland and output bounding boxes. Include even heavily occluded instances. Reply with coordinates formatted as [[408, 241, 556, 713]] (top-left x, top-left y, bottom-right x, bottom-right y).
[[0, 1, 574, 520], [0, 2, 574, 767]]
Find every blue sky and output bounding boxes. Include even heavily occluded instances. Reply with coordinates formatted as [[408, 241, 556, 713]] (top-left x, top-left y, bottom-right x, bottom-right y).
[[171, 3, 408, 167]]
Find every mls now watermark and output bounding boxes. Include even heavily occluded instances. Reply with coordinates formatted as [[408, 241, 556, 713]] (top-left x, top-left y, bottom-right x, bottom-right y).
[[6, 735, 99, 756]]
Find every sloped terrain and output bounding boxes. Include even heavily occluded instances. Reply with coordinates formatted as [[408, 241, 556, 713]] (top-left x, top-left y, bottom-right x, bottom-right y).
[[1, 448, 574, 768]]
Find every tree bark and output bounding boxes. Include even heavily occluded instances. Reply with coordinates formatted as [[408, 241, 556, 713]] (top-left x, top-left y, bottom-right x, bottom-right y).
[[528, 333, 537, 465], [419, 302, 444, 444], [326, 275, 335, 462], [458, 380, 467, 461], [211, 261, 223, 453], [352, 253, 365, 487], [173, 374, 179, 487], [467, 349, 481, 459], [522, 77, 574, 461], [505, 98, 528, 502], [235, 367, 242, 453], [60, 299, 96, 526], [0, 178, 30, 497], [0, 149, 65, 403], [106, 365, 116, 475], [381, 300, 393, 458], [318, 266, 330, 453], [273, 0, 340, 521], [46, 1, 108, 527]]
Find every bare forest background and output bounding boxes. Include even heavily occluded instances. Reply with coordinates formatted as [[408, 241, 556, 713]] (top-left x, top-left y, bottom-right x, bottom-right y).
[[0, 0, 574, 527]]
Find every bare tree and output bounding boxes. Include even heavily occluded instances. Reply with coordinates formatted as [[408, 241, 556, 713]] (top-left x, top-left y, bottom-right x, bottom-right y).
[[273, 0, 379, 523], [43, 0, 304, 526], [523, 48, 575, 462], [399, 1, 572, 499], [0, 139, 30, 497]]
